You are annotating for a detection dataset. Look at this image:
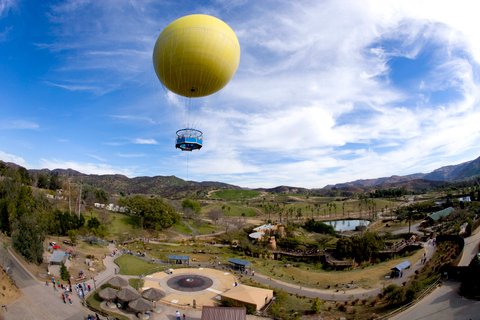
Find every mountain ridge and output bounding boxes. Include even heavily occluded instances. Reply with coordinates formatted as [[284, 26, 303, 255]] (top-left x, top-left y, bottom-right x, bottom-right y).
[[1, 155, 480, 196]]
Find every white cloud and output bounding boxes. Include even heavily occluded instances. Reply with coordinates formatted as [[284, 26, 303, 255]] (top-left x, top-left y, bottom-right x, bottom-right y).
[[39, 158, 136, 176], [0, 150, 26, 166], [131, 138, 158, 145], [14, 0, 480, 187]]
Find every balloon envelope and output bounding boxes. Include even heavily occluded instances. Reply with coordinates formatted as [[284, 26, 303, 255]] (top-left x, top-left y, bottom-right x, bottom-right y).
[[153, 14, 240, 98]]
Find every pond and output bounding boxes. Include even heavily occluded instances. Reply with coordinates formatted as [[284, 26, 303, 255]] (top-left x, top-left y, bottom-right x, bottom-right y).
[[324, 219, 370, 231]]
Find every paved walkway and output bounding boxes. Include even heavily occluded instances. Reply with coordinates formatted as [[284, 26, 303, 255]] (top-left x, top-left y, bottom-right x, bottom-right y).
[[242, 241, 434, 301], [391, 227, 480, 320], [1, 236, 438, 319]]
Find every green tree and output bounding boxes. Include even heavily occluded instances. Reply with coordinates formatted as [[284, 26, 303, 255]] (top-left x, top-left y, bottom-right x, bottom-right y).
[[37, 174, 49, 189], [67, 229, 77, 243], [122, 195, 179, 229], [60, 262, 70, 281], [311, 297, 322, 314], [0, 199, 10, 236], [182, 198, 201, 214], [12, 214, 44, 264], [87, 216, 101, 230]]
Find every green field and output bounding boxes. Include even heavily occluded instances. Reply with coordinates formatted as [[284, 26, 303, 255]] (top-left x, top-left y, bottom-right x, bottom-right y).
[[115, 253, 158, 275], [210, 189, 261, 200], [203, 202, 258, 217]]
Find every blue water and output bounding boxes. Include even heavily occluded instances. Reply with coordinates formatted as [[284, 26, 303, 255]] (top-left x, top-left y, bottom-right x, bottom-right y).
[[324, 219, 370, 231]]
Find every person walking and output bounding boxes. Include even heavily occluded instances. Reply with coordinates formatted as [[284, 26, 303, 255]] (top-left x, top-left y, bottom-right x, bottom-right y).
[[176, 310, 181, 320], [183, 314, 186, 320], [62, 293, 66, 303]]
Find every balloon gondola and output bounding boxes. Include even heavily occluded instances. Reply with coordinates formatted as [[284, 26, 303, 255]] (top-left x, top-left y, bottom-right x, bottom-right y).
[[175, 128, 203, 151], [153, 14, 240, 151]]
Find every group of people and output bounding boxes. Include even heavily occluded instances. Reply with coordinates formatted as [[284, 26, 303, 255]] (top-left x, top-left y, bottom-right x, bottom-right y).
[[49, 277, 91, 306]]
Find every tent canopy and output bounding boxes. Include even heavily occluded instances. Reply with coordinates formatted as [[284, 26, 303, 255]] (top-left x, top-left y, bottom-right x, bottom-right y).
[[168, 255, 190, 261], [428, 207, 454, 221], [49, 251, 65, 264], [228, 258, 252, 267], [391, 260, 411, 272]]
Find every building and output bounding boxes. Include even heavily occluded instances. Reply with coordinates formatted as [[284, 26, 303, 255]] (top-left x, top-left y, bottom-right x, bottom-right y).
[[220, 284, 273, 311], [201, 306, 246, 320]]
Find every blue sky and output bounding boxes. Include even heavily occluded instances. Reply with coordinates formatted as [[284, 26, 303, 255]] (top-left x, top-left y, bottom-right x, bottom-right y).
[[1, 0, 480, 188]]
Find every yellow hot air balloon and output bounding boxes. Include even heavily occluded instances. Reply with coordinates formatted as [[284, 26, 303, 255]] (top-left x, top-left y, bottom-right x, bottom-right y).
[[153, 14, 240, 151]]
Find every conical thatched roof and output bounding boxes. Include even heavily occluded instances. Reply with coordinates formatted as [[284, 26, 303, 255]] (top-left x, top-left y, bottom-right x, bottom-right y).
[[128, 298, 154, 313], [141, 288, 165, 301], [116, 287, 141, 302], [99, 287, 118, 301], [108, 276, 128, 288]]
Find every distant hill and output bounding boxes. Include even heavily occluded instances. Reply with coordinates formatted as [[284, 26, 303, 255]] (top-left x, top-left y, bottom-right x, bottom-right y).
[[327, 156, 480, 188], [1, 162, 240, 199], [1, 154, 480, 197]]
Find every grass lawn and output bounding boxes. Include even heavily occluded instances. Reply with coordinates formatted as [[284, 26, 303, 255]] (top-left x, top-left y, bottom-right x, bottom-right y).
[[187, 219, 219, 234], [115, 254, 159, 276], [84, 210, 142, 239], [210, 189, 261, 200], [173, 221, 192, 234]]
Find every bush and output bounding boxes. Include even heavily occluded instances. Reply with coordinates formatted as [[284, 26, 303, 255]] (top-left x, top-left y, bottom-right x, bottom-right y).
[[60, 262, 70, 281]]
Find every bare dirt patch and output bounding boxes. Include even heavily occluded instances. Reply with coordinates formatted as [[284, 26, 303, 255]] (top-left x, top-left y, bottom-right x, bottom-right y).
[[0, 269, 21, 313]]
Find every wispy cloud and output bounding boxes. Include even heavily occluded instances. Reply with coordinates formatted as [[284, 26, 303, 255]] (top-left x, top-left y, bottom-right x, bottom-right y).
[[86, 154, 106, 161], [116, 153, 146, 158], [110, 115, 156, 125], [0, 0, 16, 18], [131, 138, 158, 145], [0, 119, 39, 130]]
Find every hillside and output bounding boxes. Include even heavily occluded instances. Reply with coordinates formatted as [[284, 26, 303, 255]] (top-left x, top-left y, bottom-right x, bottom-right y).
[[328, 156, 480, 188], [1, 154, 480, 197]]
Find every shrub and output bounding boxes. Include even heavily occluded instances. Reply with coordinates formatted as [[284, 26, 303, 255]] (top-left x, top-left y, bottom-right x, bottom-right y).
[[60, 262, 70, 282]]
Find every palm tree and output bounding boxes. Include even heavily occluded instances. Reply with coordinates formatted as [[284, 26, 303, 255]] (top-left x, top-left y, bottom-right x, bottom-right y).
[[406, 209, 415, 236]]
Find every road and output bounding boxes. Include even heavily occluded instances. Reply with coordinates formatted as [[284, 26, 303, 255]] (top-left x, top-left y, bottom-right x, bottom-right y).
[[0, 246, 91, 320], [391, 228, 480, 320]]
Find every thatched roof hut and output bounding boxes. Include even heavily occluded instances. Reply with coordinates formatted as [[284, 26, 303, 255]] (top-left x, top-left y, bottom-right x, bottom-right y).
[[128, 298, 154, 313], [108, 276, 128, 288], [116, 287, 141, 302], [141, 288, 165, 301], [99, 287, 118, 302]]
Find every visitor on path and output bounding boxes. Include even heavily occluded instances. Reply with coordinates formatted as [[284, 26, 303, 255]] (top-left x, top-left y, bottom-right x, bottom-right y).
[[176, 310, 181, 320], [67, 294, 72, 305], [183, 314, 186, 320], [62, 293, 66, 303]]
